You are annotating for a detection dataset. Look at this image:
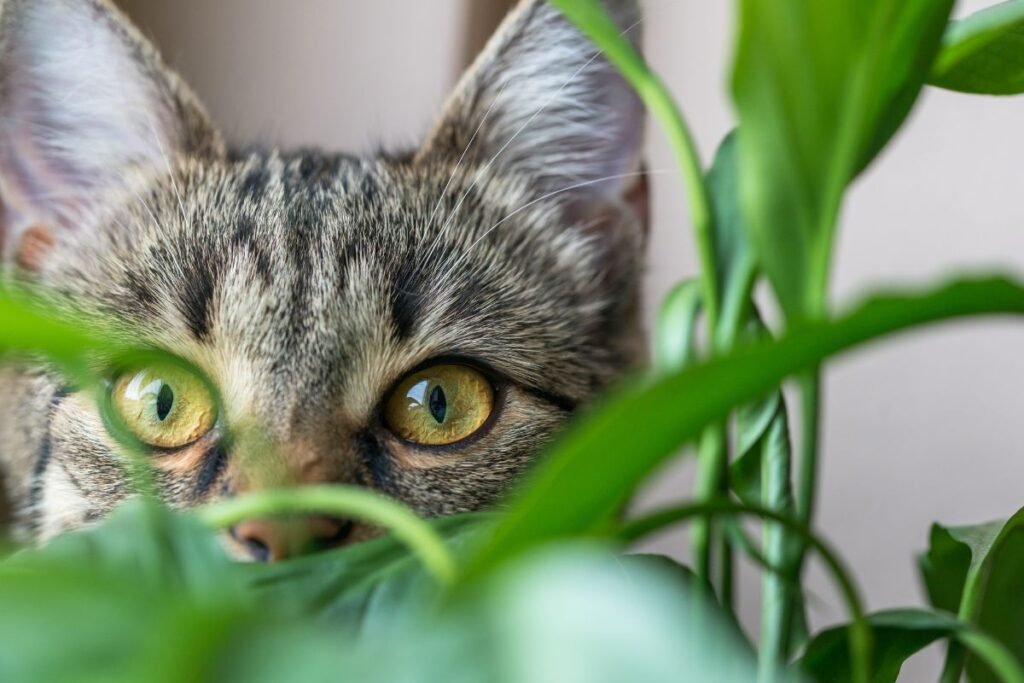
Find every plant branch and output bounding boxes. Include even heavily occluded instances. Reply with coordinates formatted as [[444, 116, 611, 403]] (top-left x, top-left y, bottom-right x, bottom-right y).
[[199, 486, 458, 585], [621, 499, 871, 683]]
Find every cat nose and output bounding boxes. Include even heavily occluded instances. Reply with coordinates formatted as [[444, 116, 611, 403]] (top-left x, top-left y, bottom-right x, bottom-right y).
[[229, 515, 354, 562]]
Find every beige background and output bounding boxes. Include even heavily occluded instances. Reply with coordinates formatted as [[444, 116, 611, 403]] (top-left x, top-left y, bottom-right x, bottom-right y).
[[116, 1, 1024, 679]]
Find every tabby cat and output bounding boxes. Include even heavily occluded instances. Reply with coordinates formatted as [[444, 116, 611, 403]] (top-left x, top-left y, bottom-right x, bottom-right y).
[[0, 0, 647, 561]]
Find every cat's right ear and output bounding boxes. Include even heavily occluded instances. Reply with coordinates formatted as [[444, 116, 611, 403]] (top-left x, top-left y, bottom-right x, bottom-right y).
[[0, 0, 223, 270]]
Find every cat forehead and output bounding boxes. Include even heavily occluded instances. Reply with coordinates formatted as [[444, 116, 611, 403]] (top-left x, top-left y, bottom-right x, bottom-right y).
[[47, 149, 613, 411]]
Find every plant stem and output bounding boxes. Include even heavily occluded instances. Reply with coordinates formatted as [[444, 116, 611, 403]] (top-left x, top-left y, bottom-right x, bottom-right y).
[[199, 486, 458, 585], [940, 560, 989, 682], [758, 415, 797, 681], [796, 368, 822, 525], [693, 425, 727, 593], [621, 500, 872, 683], [549, 0, 734, 608], [954, 629, 1024, 683]]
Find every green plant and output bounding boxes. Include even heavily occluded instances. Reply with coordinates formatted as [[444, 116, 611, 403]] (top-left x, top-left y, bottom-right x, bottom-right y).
[[4, 0, 1024, 681]]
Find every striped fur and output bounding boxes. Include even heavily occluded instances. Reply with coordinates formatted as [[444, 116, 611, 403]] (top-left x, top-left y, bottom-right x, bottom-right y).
[[0, 0, 647, 554]]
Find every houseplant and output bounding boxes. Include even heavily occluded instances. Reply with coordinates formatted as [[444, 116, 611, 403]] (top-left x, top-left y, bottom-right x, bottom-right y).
[[3, 0, 1024, 680]]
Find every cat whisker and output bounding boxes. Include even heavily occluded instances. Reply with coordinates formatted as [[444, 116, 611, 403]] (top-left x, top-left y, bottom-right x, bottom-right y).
[[146, 113, 190, 233], [419, 77, 513, 252]]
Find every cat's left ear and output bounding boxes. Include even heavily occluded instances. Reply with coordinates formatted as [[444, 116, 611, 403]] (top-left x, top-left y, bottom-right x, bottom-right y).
[[420, 0, 647, 231], [0, 0, 223, 269]]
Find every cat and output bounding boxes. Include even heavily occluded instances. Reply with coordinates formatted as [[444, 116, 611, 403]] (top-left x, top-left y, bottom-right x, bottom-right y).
[[0, 0, 647, 561]]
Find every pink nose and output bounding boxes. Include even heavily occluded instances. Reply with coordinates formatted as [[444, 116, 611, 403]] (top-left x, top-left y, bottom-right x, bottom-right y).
[[229, 515, 353, 562]]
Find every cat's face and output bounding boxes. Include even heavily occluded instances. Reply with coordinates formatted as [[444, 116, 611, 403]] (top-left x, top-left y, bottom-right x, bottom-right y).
[[0, 0, 646, 559]]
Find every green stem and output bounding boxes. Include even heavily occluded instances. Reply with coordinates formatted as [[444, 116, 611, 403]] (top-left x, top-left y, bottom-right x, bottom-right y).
[[768, 367, 822, 677], [549, 0, 734, 610], [199, 486, 458, 585], [622, 500, 871, 683], [549, 0, 719, 328], [693, 426, 727, 593], [940, 560, 990, 682], [955, 629, 1024, 683], [720, 528, 735, 611], [759, 414, 798, 681], [796, 369, 822, 525]]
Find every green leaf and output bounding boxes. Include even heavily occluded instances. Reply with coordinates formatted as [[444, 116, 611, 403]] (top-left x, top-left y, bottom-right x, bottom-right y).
[[0, 293, 110, 375], [706, 131, 755, 335], [654, 279, 703, 374], [930, 1, 1024, 95], [463, 276, 1024, 578], [800, 609, 1024, 683], [10, 499, 235, 599], [0, 501, 482, 681], [337, 546, 786, 683], [920, 520, 1001, 615], [250, 514, 485, 631], [919, 509, 1024, 682], [731, 0, 954, 317]]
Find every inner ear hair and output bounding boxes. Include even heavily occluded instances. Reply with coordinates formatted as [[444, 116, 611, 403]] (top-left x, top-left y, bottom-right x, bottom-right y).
[[14, 224, 56, 273]]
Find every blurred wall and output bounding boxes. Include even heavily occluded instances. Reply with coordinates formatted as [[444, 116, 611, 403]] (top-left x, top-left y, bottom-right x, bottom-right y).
[[116, 2, 1024, 679]]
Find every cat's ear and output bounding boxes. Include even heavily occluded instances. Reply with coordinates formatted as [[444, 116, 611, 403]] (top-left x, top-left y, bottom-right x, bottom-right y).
[[421, 0, 645, 216], [0, 0, 223, 268]]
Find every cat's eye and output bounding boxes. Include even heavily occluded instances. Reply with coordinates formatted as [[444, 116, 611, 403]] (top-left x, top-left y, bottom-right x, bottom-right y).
[[110, 363, 217, 449], [384, 364, 495, 446]]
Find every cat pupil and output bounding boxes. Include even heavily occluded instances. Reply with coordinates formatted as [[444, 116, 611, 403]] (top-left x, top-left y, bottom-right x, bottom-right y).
[[429, 385, 447, 424], [156, 383, 174, 422]]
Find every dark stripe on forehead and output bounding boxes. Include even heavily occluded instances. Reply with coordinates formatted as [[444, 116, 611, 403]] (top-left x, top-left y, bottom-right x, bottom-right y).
[[282, 200, 316, 350], [232, 216, 273, 285], [281, 150, 354, 188], [120, 268, 161, 319], [390, 260, 421, 341], [240, 163, 270, 200], [176, 246, 224, 340], [360, 174, 378, 203]]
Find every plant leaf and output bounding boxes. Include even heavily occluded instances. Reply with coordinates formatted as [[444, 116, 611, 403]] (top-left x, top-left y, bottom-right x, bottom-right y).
[[335, 546, 787, 683], [731, 0, 954, 317], [930, 0, 1024, 95], [705, 130, 756, 341], [463, 276, 1024, 578], [919, 509, 1024, 682], [801, 609, 984, 683], [654, 279, 703, 375]]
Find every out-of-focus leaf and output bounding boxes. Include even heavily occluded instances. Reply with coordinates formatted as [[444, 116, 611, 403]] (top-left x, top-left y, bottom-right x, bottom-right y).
[[336, 546, 789, 683], [732, 0, 954, 317], [251, 513, 486, 634], [0, 292, 111, 370], [919, 509, 1024, 682], [465, 276, 1024, 578], [0, 501, 482, 681], [930, 1, 1024, 95], [11, 499, 235, 599]]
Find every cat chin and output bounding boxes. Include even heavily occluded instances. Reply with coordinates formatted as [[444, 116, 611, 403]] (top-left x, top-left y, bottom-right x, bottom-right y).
[[35, 462, 93, 544]]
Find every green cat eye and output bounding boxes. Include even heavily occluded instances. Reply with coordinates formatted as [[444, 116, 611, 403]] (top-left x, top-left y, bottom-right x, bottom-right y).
[[384, 364, 494, 446], [111, 363, 217, 449]]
